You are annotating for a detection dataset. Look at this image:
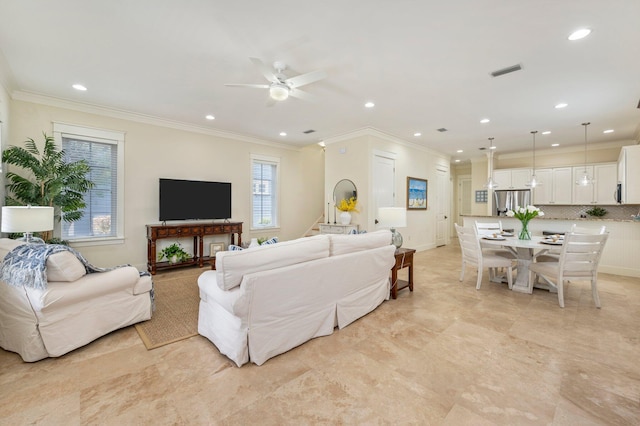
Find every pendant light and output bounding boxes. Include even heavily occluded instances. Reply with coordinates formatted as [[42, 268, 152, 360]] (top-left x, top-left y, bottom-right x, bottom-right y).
[[525, 130, 540, 188], [484, 137, 498, 189], [576, 122, 593, 186]]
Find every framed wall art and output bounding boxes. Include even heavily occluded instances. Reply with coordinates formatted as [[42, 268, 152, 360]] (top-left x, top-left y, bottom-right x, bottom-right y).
[[210, 242, 225, 256], [407, 176, 427, 210]]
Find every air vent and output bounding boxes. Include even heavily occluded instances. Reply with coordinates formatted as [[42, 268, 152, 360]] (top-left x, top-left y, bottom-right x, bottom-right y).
[[478, 147, 486, 150], [490, 63, 523, 78], [303, 129, 316, 134], [437, 128, 448, 132]]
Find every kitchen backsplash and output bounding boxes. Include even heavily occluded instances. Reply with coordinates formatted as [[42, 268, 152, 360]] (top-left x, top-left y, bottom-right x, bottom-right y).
[[537, 204, 640, 220]]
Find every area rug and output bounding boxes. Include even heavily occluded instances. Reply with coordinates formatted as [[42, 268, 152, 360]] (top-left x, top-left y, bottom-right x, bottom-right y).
[[135, 274, 200, 349]]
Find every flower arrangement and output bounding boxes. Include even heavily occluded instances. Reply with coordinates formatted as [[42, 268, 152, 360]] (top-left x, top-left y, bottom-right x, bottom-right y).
[[506, 205, 544, 240], [336, 196, 359, 212]]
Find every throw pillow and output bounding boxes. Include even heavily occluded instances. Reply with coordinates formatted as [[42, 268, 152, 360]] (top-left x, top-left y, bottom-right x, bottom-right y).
[[260, 237, 278, 245], [228, 245, 244, 251]]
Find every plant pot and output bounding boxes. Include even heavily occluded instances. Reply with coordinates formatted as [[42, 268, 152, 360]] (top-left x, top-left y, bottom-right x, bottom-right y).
[[340, 211, 352, 225], [169, 255, 179, 264]]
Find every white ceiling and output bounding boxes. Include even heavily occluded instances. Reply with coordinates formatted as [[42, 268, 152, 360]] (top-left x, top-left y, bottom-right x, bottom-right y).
[[1, 1, 639, 162]]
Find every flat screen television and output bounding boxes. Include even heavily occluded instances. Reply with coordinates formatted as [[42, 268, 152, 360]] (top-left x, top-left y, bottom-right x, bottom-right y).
[[159, 178, 231, 221]]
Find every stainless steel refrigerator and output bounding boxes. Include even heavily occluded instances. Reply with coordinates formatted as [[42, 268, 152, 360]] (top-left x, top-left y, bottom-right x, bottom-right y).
[[493, 190, 531, 216]]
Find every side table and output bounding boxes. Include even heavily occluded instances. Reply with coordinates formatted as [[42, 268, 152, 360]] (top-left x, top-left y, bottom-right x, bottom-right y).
[[391, 247, 416, 299]]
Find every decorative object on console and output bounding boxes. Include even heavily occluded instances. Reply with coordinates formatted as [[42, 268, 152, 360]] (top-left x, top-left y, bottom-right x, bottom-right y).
[[248, 238, 260, 248], [506, 205, 545, 240], [158, 242, 190, 264], [378, 207, 407, 248], [336, 197, 358, 225], [576, 122, 594, 186], [407, 176, 428, 209], [1, 205, 54, 244]]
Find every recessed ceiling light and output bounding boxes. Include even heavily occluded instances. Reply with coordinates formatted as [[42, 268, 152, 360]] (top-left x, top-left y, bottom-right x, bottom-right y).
[[480, 118, 490, 124], [456, 149, 463, 153], [489, 146, 497, 150], [317, 141, 326, 147], [603, 129, 614, 134], [555, 103, 568, 109], [205, 115, 215, 120], [72, 84, 87, 91], [542, 131, 551, 135], [568, 28, 591, 41], [364, 102, 375, 108], [279, 132, 287, 136], [414, 132, 421, 137], [551, 143, 560, 147], [454, 159, 461, 163]]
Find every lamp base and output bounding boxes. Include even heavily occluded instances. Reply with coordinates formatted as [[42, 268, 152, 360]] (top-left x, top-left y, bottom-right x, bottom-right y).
[[390, 228, 403, 248], [18, 233, 46, 244]]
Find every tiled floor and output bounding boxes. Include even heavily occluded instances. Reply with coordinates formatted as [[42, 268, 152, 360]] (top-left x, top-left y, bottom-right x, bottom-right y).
[[1, 243, 639, 425]]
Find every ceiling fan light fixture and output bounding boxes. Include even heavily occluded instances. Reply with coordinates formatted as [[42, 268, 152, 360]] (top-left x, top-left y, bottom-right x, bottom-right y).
[[269, 84, 289, 101]]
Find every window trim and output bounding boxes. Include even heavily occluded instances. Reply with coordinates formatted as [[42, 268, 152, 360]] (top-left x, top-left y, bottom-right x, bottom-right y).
[[52, 122, 125, 244], [250, 153, 280, 231]]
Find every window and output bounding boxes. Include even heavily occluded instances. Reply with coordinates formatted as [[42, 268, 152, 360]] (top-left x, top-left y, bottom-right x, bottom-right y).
[[53, 123, 124, 244], [251, 154, 279, 229]]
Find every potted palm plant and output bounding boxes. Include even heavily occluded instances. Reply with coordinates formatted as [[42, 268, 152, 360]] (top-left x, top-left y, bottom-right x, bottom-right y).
[[2, 133, 94, 242]]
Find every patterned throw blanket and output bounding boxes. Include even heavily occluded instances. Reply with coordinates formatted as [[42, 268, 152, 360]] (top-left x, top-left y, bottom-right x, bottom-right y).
[[0, 243, 151, 291]]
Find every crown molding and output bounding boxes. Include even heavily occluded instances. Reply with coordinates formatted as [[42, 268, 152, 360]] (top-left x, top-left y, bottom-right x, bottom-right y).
[[495, 139, 632, 161], [10, 90, 301, 151], [323, 126, 451, 162]]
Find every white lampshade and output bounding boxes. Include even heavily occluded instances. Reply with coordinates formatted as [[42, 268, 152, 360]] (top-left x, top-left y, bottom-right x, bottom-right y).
[[1, 206, 54, 233], [378, 207, 407, 228], [269, 84, 289, 101]]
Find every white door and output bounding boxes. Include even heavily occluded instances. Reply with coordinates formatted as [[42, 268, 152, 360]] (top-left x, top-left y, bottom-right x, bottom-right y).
[[436, 168, 449, 246], [457, 175, 471, 228], [373, 154, 396, 228]]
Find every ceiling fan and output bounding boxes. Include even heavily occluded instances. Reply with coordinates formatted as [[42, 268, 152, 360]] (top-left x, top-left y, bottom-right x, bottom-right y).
[[225, 57, 327, 103]]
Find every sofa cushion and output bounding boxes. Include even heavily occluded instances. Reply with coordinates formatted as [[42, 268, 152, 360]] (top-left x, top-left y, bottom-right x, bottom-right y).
[[45, 251, 87, 282], [328, 229, 392, 256], [215, 234, 330, 291], [0, 238, 24, 262]]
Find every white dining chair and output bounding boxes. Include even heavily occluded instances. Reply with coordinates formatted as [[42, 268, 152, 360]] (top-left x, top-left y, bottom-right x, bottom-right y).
[[475, 220, 516, 279], [528, 232, 609, 308], [455, 223, 514, 290], [536, 224, 606, 263]]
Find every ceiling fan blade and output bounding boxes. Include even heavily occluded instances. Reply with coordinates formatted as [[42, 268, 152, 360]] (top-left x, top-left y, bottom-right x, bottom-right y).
[[289, 88, 317, 102], [224, 83, 270, 89], [249, 57, 279, 83], [285, 69, 327, 88]]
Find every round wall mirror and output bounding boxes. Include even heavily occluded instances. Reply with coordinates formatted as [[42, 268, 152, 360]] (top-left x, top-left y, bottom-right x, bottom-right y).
[[333, 179, 357, 203]]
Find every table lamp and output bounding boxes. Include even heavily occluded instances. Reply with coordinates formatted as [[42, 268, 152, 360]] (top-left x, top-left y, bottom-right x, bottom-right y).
[[377, 207, 407, 248], [1, 205, 54, 243]]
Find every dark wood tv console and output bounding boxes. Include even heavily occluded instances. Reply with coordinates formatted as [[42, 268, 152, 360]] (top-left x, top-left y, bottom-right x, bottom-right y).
[[146, 222, 242, 274]]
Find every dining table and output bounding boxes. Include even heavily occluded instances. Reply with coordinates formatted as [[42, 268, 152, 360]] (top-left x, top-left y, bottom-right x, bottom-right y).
[[479, 234, 562, 293]]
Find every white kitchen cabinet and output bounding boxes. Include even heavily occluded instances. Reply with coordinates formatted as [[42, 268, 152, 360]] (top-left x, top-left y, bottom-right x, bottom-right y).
[[594, 163, 617, 204], [618, 145, 640, 204], [533, 167, 572, 204], [493, 168, 531, 189], [572, 163, 617, 205]]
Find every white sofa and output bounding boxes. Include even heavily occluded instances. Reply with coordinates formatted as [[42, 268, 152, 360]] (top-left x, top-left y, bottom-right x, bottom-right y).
[[197, 230, 396, 366], [0, 238, 153, 362]]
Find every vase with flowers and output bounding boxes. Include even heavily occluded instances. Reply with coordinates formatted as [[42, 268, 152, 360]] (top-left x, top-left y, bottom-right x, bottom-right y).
[[336, 196, 358, 225], [506, 205, 544, 240]]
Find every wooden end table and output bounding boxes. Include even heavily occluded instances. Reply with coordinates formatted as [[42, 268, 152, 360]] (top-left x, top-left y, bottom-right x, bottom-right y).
[[391, 247, 416, 299]]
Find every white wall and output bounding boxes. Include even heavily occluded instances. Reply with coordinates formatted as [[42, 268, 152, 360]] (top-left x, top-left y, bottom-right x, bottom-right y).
[[5, 98, 324, 270], [324, 129, 451, 251]]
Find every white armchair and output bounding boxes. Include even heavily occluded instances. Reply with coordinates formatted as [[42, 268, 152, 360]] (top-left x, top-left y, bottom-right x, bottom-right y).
[[0, 238, 153, 361]]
